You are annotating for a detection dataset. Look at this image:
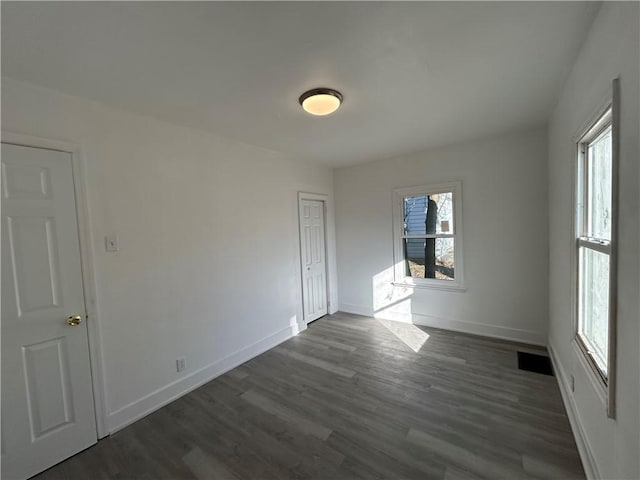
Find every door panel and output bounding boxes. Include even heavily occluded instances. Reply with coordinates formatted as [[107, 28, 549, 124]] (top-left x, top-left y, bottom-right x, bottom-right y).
[[23, 337, 76, 439], [299, 199, 327, 323], [1, 144, 97, 480], [2, 163, 52, 200], [7, 215, 63, 314]]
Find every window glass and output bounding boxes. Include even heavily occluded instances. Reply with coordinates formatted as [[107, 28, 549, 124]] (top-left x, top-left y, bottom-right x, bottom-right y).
[[403, 238, 454, 280], [578, 247, 609, 371], [403, 192, 454, 235], [586, 127, 612, 240]]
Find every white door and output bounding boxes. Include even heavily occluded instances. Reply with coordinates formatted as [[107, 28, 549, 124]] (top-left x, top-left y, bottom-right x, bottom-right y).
[[299, 199, 327, 323], [1, 144, 97, 480]]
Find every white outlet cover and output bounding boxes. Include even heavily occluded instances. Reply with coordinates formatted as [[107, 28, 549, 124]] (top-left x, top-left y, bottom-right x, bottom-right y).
[[176, 357, 186, 373]]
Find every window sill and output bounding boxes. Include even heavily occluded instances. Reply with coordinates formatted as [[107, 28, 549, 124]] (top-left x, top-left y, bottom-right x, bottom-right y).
[[392, 281, 467, 293]]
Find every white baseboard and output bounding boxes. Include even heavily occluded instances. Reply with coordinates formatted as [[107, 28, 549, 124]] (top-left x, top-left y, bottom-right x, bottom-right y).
[[339, 303, 374, 317], [106, 324, 298, 433], [340, 304, 545, 346], [547, 342, 600, 480]]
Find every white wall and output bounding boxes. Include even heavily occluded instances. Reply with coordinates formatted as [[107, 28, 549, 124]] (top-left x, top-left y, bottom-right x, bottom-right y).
[[1, 77, 338, 433], [334, 128, 549, 345], [547, 3, 639, 479]]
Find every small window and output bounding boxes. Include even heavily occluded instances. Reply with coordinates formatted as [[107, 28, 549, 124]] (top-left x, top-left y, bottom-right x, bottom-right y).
[[393, 182, 463, 289], [575, 107, 615, 382]]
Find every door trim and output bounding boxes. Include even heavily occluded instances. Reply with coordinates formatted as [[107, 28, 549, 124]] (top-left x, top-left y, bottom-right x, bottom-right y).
[[1, 131, 108, 439], [297, 192, 330, 325]]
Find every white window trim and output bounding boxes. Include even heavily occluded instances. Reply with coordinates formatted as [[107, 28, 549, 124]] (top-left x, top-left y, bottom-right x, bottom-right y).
[[392, 181, 465, 291], [571, 78, 619, 419]]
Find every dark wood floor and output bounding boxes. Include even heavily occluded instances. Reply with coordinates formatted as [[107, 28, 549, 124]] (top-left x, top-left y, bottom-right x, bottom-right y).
[[35, 313, 585, 480]]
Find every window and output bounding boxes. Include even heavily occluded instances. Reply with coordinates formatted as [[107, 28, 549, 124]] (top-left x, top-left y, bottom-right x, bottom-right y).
[[575, 106, 616, 384], [393, 182, 463, 289]]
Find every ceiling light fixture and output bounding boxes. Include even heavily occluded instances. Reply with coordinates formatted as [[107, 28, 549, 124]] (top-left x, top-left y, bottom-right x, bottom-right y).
[[299, 88, 343, 116]]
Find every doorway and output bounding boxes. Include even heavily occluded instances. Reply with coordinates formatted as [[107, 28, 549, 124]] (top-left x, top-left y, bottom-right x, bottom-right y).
[[298, 194, 328, 324], [1, 143, 98, 479]]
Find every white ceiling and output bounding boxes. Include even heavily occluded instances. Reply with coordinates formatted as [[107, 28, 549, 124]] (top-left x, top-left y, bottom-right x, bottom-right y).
[[2, 2, 599, 167]]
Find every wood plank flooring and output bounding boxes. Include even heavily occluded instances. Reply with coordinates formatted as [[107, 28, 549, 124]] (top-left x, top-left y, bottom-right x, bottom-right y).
[[34, 313, 585, 480]]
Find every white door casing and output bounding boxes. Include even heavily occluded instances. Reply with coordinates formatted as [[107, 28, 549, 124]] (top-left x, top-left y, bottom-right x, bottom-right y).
[[1, 144, 97, 479], [299, 198, 328, 323]]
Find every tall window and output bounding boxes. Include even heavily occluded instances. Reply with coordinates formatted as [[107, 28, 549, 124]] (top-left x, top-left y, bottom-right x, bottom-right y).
[[576, 107, 615, 382], [393, 182, 463, 289]]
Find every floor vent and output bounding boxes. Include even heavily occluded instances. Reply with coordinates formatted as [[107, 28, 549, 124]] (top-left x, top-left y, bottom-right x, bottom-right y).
[[517, 351, 554, 376]]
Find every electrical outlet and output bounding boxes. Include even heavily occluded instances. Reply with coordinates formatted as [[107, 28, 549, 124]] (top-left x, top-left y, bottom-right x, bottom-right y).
[[570, 374, 575, 393], [176, 357, 186, 373]]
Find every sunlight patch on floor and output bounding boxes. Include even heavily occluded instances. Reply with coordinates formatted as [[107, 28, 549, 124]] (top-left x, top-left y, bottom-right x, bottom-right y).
[[377, 318, 430, 353]]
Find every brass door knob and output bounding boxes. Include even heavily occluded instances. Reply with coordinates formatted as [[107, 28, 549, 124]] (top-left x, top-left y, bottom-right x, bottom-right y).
[[67, 315, 83, 326]]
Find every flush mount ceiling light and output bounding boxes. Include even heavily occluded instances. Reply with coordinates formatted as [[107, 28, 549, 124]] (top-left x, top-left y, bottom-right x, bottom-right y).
[[299, 88, 343, 116]]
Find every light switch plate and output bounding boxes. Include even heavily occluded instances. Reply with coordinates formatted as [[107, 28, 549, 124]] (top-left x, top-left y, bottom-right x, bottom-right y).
[[105, 235, 119, 252]]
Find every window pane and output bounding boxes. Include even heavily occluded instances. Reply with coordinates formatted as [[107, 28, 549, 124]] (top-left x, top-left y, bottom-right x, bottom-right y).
[[578, 246, 609, 373], [404, 238, 454, 281], [403, 192, 454, 235], [587, 127, 612, 240]]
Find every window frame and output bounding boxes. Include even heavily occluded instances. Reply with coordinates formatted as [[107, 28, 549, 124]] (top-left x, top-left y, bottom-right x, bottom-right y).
[[392, 181, 464, 291], [575, 112, 612, 381], [572, 79, 619, 419]]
